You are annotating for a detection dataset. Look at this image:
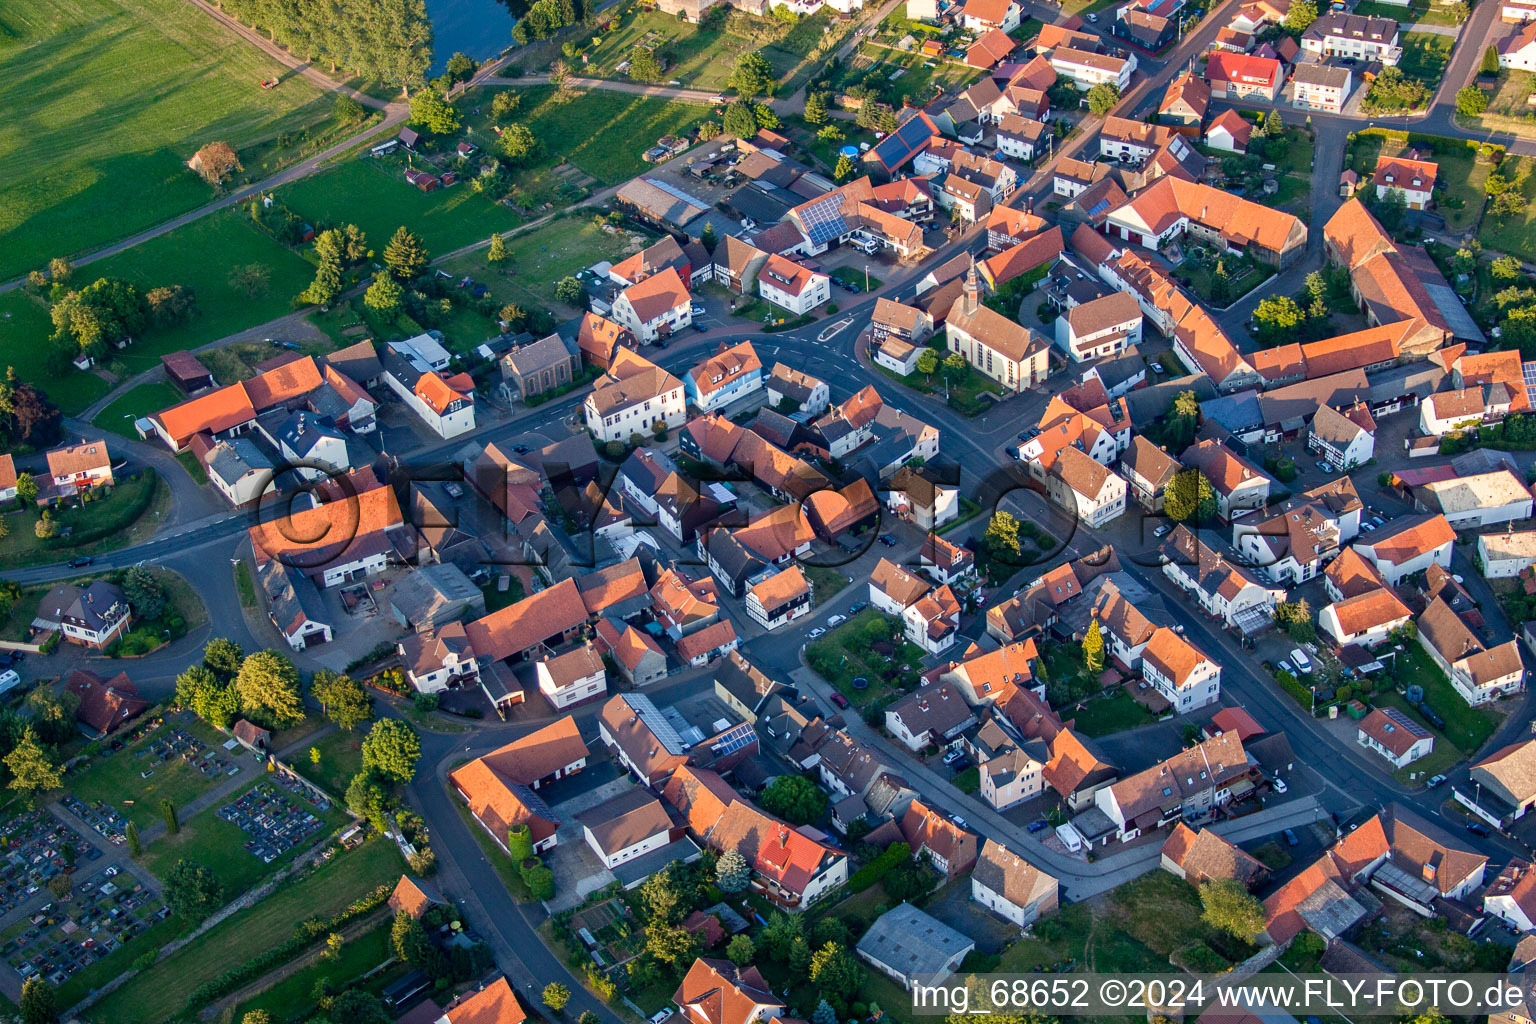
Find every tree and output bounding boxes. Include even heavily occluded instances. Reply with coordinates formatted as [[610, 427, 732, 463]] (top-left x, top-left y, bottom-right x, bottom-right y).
[[1082, 620, 1105, 676], [491, 90, 521, 122], [487, 233, 509, 264], [525, 862, 555, 899], [813, 1002, 838, 1024], [727, 933, 755, 966], [1199, 878, 1265, 942], [204, 637, 244, 679], [628, 46, 663, 82], [760, 775, 828, 825], [1483, 45, 1501, 76], [361, 719, 421, 784], [550, 58, 573, 89], [192, 141, 242, 186], [301, 251, 344, 308], [121, 566, 166, 620], [985, 511, 1021, 557], [445, 51, 476, 84], [5, 729, 61, 805], [808, 942, 861, 1002], [14, 472, 36, 506], [235, 650, 305, 727], [383, 226, 429, 281], [1086, 82, 1120, 116], [164, 858, 224, 919], [1457, 86, 1488, 117], [392, 910, 433, 967], [364, 274, 404, 317], [311, 670, 372, 730], [943, 351, 967, 378], [1493, 255, 1524, 281], [916, 348, 938, 380], [542, 983, 570, 1012], [1446, 0, 1470, 21], [125, 821, 141, 856], [499, 123, 541, 166], [833, 153, 854, 182], [146, 284, 198, 326], [716, 848, 751, 893], [1210, 259, 1231, 306], [554, 276, 584, 305], [724, 101, 760, 139], [334, 95, 365, 125], [646, 921, 700, 964], [700, 221, 718, 254], [162, 798, 179, 834], [33, 514, 57, 541], [497, 303, 527, 329], [19, 978, 56, 1024], [1283, 0, 1316, 29], [47, 874, 72, 901], [1253, 294, 1305, 344], [347, 771, 391, 832], [1164, 469, 1216, 523], [327, 990, 392, 1024], [228, 263, 271, 298], [730, 51, 775, 98], [48, 258, 72, 285], [804, 91, 828, 125]]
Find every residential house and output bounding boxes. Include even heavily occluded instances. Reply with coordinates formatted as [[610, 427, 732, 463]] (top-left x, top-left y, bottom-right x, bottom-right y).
[[960, 0, 1022, 33], [1418, 595, 1526, 705], [886, 465, 960, 531], [449, 717, 590, 853], [1351, 513, 1455, 585], [46, 441, 113, 495], [1141, 626, 1221, 711], [899, 800, 979, 877], [1498, 21, 1536, 70], [1050, 47, 1137, 91], [1357, 707, 1433, 768], [1478, 529, 1536, 578], [536, 642, 607, 709], [249, 483, 409, 589], [969, 717, 1049, 809], [1204, 109, 1254, 152], [1045, 445, 1128, 527], [1054, 291, 1143, 363], [745, 566, 813, 630], [1309, 400, 1376, 469], [685, 340, 764, 413], [595, 617, 668, 688], [1159, 70, 1211, 126], [1093, 732, 1252, 841], [579, 788, 674, 869], [995, 115, 1051, 162], [586, 348, 688, 444], [1485, 860, 1536, 932], [382, 351, 476, 439], [1331, 803, 1488, 913], [1120, 435, 1181, 512], [611, 267, 692, 344], [1160, 823, 1268, 888], [885, 684, 977, 751], [673, 960, 785, 1024], [1160, 524, 1286, 634], [1183, 438, 1271, 521], [63, 668, 148, 736], [1374, 151, 1438, 210], [764, 363, 829, 416], [600, 693, 757, 787], [398, 622, 479, 695], [1205, 52, 1286, 100], [972, 839, 1060, 928], [758, 255, 830, 315], [1290, 61, 1353, 112], [918, 533, 976, 587], [262, 560, 333, 652], [1319, 588, 1412, 649], [1102, 176, 1308, 268], [1300, 13, 1401, 64], [436, 976, 527, 1024]]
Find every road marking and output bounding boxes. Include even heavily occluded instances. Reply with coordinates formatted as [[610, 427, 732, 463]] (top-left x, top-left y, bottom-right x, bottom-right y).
[[817, 317, 855, 342]]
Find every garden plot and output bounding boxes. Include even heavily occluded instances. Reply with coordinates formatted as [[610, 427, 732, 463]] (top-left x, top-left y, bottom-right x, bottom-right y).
[[217, 780, 327, 865], [568, 897, 645, 968], [0, 812, 100, 917], [1, 866, 168, 989]]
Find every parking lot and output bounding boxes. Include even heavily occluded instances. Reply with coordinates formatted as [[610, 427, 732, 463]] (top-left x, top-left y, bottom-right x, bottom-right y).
[[216, 779, 327, 865]]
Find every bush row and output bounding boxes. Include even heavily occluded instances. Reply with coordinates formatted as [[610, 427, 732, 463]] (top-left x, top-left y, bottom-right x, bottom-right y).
[[847, 841, 910, 893]]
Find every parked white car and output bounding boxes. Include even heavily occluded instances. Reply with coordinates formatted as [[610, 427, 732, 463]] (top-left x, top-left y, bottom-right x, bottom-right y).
[[1290, 648, 1313, 674]]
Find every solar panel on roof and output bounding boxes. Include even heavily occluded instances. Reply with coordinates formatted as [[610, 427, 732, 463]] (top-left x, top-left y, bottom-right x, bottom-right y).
[[711, 722, 757, 757], [1523, 361, 1536, 408]]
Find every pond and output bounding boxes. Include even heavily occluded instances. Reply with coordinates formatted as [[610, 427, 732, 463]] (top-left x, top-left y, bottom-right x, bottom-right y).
[[425, 0, 520, 73]]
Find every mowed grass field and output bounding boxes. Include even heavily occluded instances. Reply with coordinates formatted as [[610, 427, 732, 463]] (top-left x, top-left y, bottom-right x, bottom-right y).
[[0, 0, 335, 280], [89, 839, 403, 1024], [0, 291, 114, 414]]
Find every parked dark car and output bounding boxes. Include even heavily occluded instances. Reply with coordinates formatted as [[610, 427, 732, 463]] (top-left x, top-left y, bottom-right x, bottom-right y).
[[829, 693, 850, 710], [849, 601, 867, 614], [1467, 823, 1492, 837], [1027, 819, 1049, 833], [878, 534, 897, 546], [1283, 828, 1299, 846], [68, 556, 94, 568]]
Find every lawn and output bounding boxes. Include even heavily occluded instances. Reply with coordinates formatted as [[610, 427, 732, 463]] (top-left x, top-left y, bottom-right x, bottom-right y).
[[66, 207, 316, 376], [1478, 155, 1536, 262], [140, 774, 347, 902], [804, 565, 851, 605], [830, 44, 984, 109], [1430, 142, 1495, 232], [64, 716, 245, 831], [1376, 642, 1499, 753], [467, 85, 715, 188], [235, 560, 258, 608], [0, 292, 114, 416], [0, 0, 336, 280], [292, 728, 367, 798], [1399, 32, 1453, 85], [0, 469, 170, 570], [576, 7, 852, 94], [1352, 0, 1464, 25], [279, 158, 525, 265], [231, 920, 392, 1024], [829, 265, 882, 293], [438, 215, 656, 322], [89, 381, 184, 439], [871, 351, 1002, 417], [805, 608, 926, 706], [90, 839, 404, 1024], [1067, 686, 1155, 737]]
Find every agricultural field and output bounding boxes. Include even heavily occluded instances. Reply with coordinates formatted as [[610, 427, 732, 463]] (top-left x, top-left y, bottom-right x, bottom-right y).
[[0, 0, 338, 280]]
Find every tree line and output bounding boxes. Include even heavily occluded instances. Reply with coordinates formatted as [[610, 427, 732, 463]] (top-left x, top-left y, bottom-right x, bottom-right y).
[[211, 0, 432, 92]]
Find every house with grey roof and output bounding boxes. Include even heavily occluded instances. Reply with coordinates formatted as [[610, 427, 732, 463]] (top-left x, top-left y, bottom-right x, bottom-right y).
[[389, 563, 486, 633], [206, 438, 274, 507], [856, 903, 975, 989], [500, 332, 582, 401], [260, 559, 333, 651]]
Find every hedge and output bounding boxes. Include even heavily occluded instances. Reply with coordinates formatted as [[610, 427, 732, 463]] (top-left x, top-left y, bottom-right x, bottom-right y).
[[42, 471, 159, 550], [182, 882, 393, 1011], [847, 842, 911, 893], [1273, 669, 1313, 709]]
